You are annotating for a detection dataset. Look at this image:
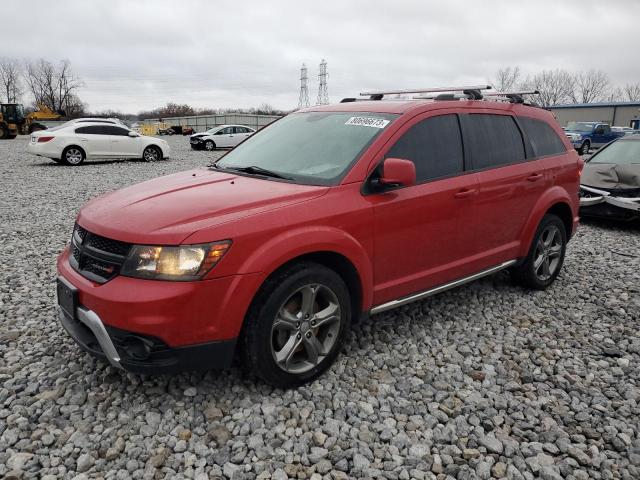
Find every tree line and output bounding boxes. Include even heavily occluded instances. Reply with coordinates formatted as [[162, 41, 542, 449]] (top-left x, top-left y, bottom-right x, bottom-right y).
[[490, 66, 640, 107]]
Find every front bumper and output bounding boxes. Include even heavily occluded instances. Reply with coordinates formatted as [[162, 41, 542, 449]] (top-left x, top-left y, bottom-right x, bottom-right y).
[[56, 246, 266, 372], [579, 185, 640, 220], [57, 304, 236, 374]]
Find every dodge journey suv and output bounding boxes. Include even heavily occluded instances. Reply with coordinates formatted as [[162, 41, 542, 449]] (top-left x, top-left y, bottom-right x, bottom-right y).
[[56, 86, 582, 387]]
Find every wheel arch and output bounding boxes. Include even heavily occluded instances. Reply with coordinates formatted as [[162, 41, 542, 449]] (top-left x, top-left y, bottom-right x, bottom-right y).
[[519, 187, 577, 257]]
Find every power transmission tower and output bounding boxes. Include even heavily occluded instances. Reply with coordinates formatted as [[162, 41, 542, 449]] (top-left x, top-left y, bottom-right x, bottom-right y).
[[298, 63, 309, 109], [316, 59, 329, 105]]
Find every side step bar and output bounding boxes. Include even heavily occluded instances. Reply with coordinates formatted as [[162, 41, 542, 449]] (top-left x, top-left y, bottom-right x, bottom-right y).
[[370, 260, 517, 315]]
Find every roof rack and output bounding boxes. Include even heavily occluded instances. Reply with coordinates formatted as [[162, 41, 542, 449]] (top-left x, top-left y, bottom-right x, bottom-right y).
[[360, 85, 492, 100]]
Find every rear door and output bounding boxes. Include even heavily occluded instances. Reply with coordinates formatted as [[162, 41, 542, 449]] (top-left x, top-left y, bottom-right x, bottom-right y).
[[74, 125, 112, 157], [369, 112, 481, 305], [459, 112, 547, 266]]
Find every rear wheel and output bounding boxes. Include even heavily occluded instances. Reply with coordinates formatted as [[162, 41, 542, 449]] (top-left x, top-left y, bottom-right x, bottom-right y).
[[512, 214, 567, 290], [205, 140, 215, 151], [143, 145, 162, 161], [62, 146, 85, 165], [240, 262, 351, 388]]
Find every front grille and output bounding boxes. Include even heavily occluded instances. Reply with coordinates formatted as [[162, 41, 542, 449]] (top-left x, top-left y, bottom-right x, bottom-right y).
[[69, 224, 131, 283]]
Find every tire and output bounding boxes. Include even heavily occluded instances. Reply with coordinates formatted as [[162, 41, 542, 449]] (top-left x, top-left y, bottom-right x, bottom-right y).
[[143, 145, 162, 162], [62, 146, 85, 165], [0, 125, 8, 140], [240, 262, 351, 388], [512, 214, 567, 290], [204, 140, 215, 151], [578, 141, 590, 155]]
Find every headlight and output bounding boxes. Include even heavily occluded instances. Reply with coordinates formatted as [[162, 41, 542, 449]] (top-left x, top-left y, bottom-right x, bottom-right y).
[[120, 241, 231, 281]]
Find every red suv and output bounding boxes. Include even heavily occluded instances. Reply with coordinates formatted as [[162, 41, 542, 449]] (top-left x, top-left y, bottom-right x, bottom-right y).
[[56, 86, 582, 387]]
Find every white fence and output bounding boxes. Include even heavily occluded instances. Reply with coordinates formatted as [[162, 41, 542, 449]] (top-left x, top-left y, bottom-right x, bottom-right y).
[[140, 113, 282, 133]]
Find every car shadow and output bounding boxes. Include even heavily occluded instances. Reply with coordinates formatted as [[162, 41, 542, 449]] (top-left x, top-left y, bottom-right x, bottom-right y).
[[32, 158, 170, 167], [580, 216, 640, 233]]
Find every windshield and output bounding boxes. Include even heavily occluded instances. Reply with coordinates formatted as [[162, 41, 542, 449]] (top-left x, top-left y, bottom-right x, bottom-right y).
[[566, 122, 595, 132], [589, 140, 640, 165], [215, 111, 397, 185]]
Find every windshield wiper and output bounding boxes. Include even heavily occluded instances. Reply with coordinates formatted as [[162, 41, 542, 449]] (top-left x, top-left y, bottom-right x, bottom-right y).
[[224, 165, 293, 180]]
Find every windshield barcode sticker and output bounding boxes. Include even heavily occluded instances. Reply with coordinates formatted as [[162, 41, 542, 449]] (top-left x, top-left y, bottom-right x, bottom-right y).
[[345, 117, 390, 129]]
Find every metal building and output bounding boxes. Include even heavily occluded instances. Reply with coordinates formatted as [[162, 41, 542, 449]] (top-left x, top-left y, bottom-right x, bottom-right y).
[[548, 102, 640, 129]]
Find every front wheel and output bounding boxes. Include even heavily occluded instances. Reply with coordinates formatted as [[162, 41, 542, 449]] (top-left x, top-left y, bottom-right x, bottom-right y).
[[512, 214, 567, 290], [578, 141, 590, 155], [143, 145, 162, 162], [240, 262, 351, 388], [0, 125, 9, 139], [204, 140, 215, 151]]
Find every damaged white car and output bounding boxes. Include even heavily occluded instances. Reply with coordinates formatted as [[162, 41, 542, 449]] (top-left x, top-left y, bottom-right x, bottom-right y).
[[580, 136, 640, 220]]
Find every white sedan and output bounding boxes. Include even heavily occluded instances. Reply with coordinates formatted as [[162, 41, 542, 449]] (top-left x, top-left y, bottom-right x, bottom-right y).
[[189, 124, 256, 151], [26, 122, 170, 165]]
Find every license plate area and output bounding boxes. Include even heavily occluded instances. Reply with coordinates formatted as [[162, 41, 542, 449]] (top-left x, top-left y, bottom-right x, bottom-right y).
[[57, 277, 78, 320]]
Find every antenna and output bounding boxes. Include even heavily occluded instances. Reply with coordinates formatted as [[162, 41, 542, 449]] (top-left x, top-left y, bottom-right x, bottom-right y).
[[316, 59, 329, 105], [298, 63, 309, 110]]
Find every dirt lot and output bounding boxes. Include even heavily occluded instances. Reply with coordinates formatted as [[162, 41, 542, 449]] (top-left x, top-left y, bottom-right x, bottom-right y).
[[1, 135, 639, 480]]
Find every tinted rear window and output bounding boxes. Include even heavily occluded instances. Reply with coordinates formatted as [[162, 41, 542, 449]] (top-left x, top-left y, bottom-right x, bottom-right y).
[[462, 114, 526, 169], [386, 114, 464, 182], [75, 125, 107, 135], [519, 117, 567, 157]]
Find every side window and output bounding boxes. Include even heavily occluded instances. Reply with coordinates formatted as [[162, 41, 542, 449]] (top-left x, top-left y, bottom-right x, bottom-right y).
[[104, 126, 130, 136], [385, 114, 464, 183], [462, 114, 525, 169], [75, 125, 107, 135], [602, 125, 611, 135], [518, 117, 567, 157]]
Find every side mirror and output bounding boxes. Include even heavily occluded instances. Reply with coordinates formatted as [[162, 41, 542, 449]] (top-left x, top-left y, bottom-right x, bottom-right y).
[[128, 131, 139, 137], [379, 157, 416, 188]]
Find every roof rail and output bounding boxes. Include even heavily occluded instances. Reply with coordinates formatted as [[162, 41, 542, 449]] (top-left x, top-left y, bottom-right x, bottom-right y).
[[360, 85, 492, 100], [483, 90, 540, 104]]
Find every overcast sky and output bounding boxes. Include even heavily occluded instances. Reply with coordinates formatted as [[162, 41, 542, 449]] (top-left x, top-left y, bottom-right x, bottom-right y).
[[4, 0, 639, 113]]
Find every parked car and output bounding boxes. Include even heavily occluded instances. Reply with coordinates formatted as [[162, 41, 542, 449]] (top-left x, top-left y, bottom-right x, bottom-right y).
[[27, 122, 170, 165], [611, 126, 636, 136], [190, 124, 256, 150], [182, 127, 194, 136], [56, 89, 581, 387], [579, 136, 640, 220], [565, 122, 624, 155]]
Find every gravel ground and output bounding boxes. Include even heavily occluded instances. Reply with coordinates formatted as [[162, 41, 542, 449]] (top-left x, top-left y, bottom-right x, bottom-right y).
[[1, 136, 639, 480]]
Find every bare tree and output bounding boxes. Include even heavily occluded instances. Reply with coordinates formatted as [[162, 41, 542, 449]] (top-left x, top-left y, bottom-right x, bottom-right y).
[[0, 57, 23, 103], [522, 69, 575, 107], [490, 66, 521, 92], [23, 59, 84, 113], [622, 83, 640, 101], [571, 69, 610, 104]]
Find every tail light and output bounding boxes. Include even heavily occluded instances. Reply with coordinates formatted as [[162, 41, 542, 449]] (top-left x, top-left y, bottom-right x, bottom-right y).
[[37, 136, 55, 143], [577, 157, 584, 180]]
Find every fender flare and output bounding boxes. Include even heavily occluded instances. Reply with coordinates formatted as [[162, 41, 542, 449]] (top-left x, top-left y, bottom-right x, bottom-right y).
[[235, 226, 373, 310], [519, 186, 575, 257]]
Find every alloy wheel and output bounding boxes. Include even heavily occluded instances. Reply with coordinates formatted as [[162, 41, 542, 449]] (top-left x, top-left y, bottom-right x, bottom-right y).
[[270, 283, 342, 374], [66, 148, 83, 165], [533, 225, 563, 281], [144, 147, 159, 161]]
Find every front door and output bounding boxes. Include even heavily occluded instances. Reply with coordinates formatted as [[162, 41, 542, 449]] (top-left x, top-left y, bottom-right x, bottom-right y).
[[213, 127, 234, 148], [108, 126, 140, 157], [369, 112, 481, 306]]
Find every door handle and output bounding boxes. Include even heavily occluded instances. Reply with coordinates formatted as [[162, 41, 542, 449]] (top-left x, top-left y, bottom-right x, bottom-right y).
[[454, 188, 477, 199], [527, 173, 543, 182]]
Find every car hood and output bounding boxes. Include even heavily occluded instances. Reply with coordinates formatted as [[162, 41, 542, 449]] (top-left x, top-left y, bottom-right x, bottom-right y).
[[581, 162, 640, 190], [77, 168, 328, 244]]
